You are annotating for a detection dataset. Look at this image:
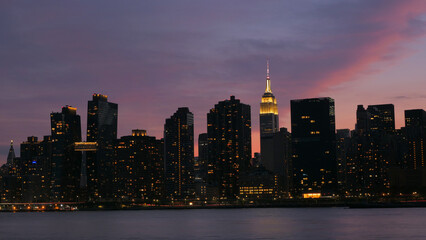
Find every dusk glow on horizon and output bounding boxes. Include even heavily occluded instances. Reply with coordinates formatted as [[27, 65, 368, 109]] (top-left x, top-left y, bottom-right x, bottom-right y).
[[1, 0, 426, 163]]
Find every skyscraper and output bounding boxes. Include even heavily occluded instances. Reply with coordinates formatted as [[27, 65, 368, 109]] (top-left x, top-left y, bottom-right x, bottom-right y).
[[336, 129, 351, 194], [387, 109, 426, 195], [195, 133, 208, 199], [291, 97, 336, 197], [355, 104, 395, 134], [19, 136, 53, 202], [2, 140, 20, 202], [87, 94, 118, 143], [197, 133, 208, 181], [355, 105, 369, 133], [367, 104, 395, 134], [6, 140, 15, 166], [86, 93, 118, 201], [347, 104, 396, 196], [50, 106, 82, 202], [164, 107, 195, 200], [207, 96, 252, 200], [405, 109, 426, 128], [271, 127, 292, 194], [404, 109, 426, 170], [114, 130, 164, 203], [260, 60, 279, 173]]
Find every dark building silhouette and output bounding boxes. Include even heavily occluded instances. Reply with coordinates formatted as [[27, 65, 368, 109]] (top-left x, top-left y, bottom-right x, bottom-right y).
[[251, 152, 262, 169], [20, 136, 42, 202], [347, 104, 396, 196], [239, 168, 277, 201], [50, 106, 82, 202], [0, 167, 4, 201], [195, 133, 208, 199], [367, 104, 395, 134], [1, 142, 21, 203], [389, 109, 426, 195], [405, 109, 426, 128], [86, 93, 118, 202], [0, 163, 22, 203], [164, 107, 195, 200], [347, 134, 396, 196], [271, 128, 292, 195], [336, 129, 351, 194], [194, 157, 207, 199], [404, 109, 426, 170], [7, 140, 15, 166], [260, 60, 279, 172], [291, 97, 336, 197], [197, 133, 208, 181], [114, 130, 164, 203], [355, 104, 395, 134], [19, 136, 53, 202], [355, 105, 369, 133], [207, 96, 251, 200], [268, 128, 291, 176]]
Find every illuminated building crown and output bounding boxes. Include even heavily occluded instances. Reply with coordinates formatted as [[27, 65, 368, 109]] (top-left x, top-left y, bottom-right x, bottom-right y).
[[260, 59, 278, 115]]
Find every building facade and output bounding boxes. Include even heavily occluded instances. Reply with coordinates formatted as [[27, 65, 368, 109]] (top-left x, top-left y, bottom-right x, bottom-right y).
[[164, 107, 195, 200], [86, 93, 118, 202], [114, 130, 164, 203], [50, 106, 82, 202], [19, 136, 53, 202], [404, 109, 426, 170], [291, 97, 337, 197], [195, 133, 208, 199], [207, 96, 252, 200], [347, 104, 396, 196]]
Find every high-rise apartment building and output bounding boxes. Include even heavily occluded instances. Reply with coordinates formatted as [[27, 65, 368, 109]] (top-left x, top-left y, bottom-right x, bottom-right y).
[[404, 109, 426, 170], [347, 104, 396, 196], [367, 104, 395, 134], [336, 129, 351, 194], [207, 96, 251, 199], [164, 107, 195, 200], [114, 130, 164, 203], [50, 106, 82, 202], [197, 133, 208, 181], [195, 133, 208, 199], [19, 136, 53, 202], [86, 93, 118, 201]]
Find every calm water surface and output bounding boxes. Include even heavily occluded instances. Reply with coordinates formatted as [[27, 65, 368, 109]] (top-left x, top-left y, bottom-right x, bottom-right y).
[[1, 208, 425, 240]]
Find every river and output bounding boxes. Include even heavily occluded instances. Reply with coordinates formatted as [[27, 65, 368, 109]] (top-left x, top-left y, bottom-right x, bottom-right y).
[[1, 208, 425, 239]]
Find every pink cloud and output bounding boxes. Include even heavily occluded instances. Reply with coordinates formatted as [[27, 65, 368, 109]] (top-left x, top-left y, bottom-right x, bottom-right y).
[[306, 1, 426, 97]]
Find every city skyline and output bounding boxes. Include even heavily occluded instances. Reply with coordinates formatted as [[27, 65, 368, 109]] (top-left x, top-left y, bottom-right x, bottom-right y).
[[2, 1, 426, 163], [3, 92, 423, 204]]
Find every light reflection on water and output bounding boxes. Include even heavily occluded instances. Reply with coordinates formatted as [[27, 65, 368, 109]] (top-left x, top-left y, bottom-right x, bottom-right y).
[[0, 208, 425, 240]]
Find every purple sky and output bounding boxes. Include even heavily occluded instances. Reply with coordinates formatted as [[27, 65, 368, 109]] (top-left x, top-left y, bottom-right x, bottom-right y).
[[1, 0, 426, 164]]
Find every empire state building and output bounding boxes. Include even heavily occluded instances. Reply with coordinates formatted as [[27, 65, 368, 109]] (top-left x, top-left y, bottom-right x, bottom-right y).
[[260, 60, 279, 171], [260, 60, 279, 138]]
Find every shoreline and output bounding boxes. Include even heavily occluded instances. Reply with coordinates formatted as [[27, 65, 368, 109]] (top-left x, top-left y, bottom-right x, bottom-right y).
[[2, 200, 426, 212]]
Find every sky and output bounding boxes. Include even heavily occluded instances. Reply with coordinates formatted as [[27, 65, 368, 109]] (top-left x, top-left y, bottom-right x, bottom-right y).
[[1, 0, 426, 164]]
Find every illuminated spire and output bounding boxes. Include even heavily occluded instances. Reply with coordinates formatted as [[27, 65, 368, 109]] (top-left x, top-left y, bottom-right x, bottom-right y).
[[265, 59, 272, 93], [267, 58, 270, 79]]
